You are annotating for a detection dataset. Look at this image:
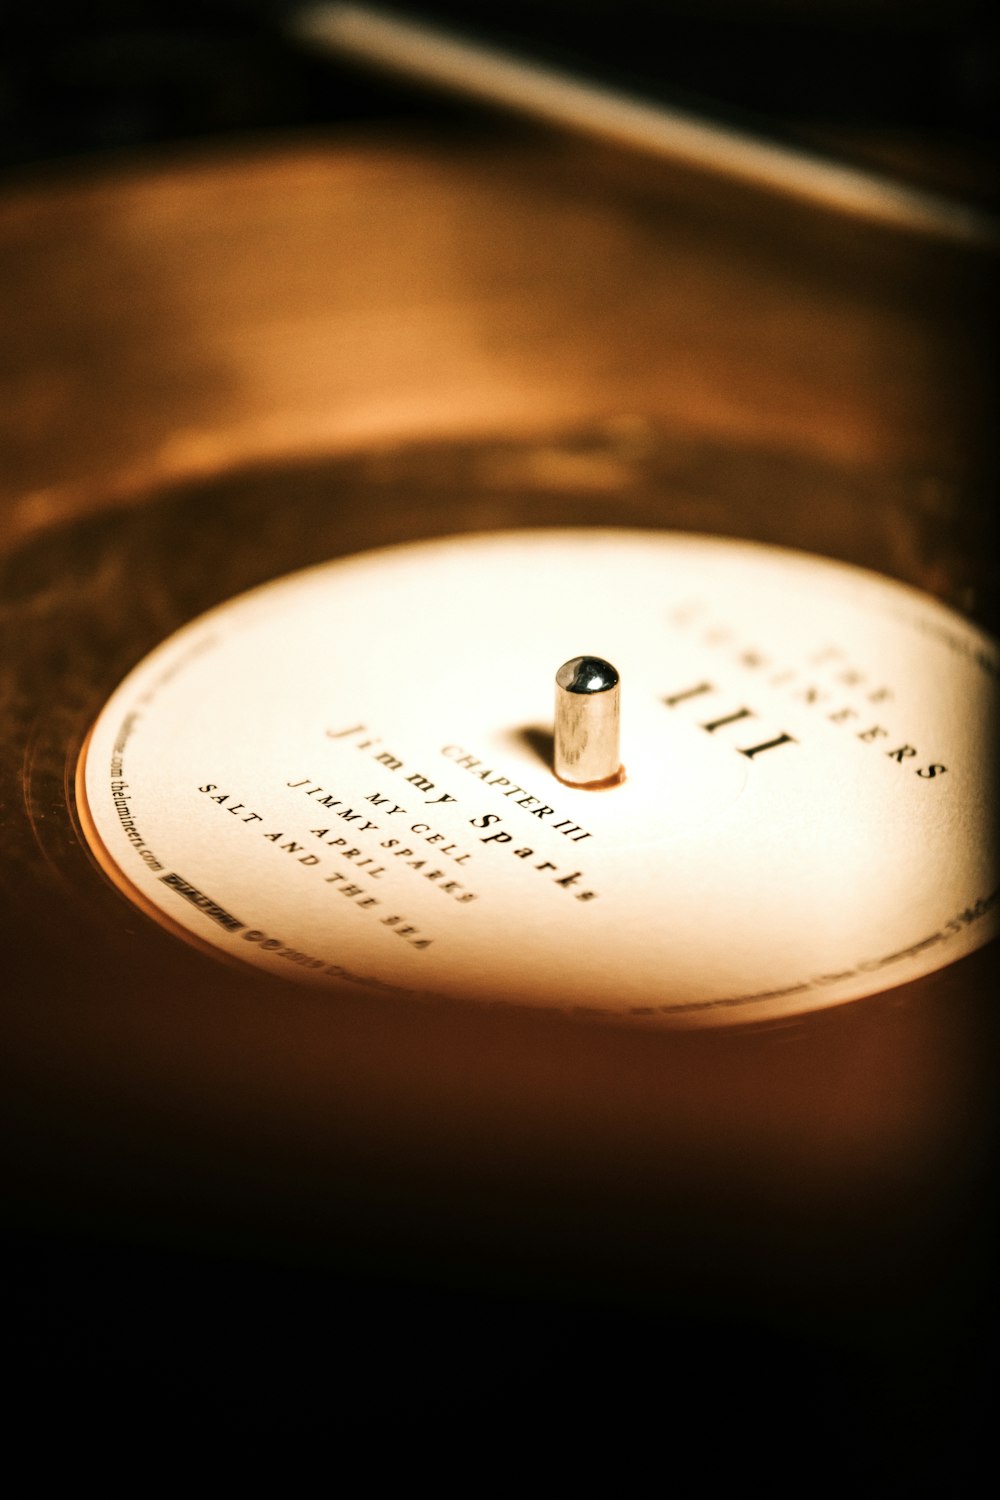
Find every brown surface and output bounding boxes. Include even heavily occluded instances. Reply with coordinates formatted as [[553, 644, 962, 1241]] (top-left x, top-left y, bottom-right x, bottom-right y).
[[1, 133, 995, 574]]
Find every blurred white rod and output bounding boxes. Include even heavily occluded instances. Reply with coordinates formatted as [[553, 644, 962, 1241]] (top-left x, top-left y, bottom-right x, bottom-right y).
[[295, 2, 997, 246]]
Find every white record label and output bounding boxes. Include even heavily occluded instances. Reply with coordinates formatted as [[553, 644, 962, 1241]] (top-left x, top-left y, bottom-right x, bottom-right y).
[[78, 530, 998, 1025]]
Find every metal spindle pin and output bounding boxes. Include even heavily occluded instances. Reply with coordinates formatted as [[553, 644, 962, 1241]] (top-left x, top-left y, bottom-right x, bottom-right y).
[[554, 656, 623, 788]]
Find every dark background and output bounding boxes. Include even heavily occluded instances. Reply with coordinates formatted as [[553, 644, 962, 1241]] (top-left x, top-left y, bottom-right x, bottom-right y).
[[2, 3, 995, 1484], [2, 0, 998, 199]]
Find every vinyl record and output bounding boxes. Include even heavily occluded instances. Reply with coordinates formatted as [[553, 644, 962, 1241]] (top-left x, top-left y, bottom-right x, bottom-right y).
[[2, 135, 996, 1472]]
